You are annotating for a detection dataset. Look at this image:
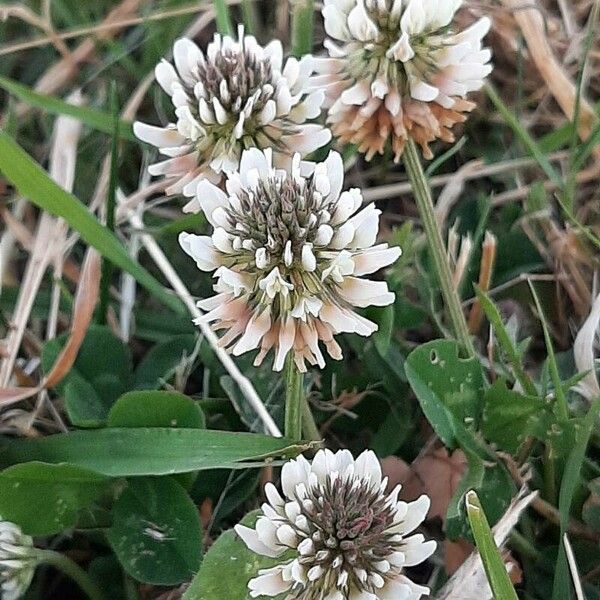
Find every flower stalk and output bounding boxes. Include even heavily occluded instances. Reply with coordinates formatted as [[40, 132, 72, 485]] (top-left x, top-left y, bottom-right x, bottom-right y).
[[284, 355, 304, 441], [403, 138, 476, 358], [36, 550, 106, 600], [291, 0, 315, 57]]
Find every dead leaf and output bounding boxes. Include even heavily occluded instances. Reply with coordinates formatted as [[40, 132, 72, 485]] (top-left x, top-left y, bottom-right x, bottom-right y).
[[383, 447, 467, 521]]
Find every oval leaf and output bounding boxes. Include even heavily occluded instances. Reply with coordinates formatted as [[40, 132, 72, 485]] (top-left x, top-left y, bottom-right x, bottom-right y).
[[107, 477, 201, 585], [0, 462, 108, 535], [108, 391, 204, 429]]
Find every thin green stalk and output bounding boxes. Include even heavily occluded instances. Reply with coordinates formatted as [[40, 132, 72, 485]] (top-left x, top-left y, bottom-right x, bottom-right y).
[[284, 355, 304, 441], [99, 83, 119, 325], [291, 0, 314, 57], [528, 281, 569, 422], [37, 550, 106, 600], [403, 138, 475, 358], [214, 0, 234, 36], [509, 530, 541, 561], [241, 0, 258, 34]]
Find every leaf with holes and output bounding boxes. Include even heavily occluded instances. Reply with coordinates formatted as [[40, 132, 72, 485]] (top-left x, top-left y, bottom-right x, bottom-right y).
[[405, 340, 485, 446], [107, 477, 202, 585]]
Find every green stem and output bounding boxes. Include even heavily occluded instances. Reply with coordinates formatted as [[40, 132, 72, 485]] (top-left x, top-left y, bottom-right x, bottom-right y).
[[36, 550, 106, 600], [284, 355, 303, 441], [98, 82, 119, 325], [291, 0, 314, 57], [509, 530, 541, 561], [214, 0, 234, 36], [403, 138, 476, 358]]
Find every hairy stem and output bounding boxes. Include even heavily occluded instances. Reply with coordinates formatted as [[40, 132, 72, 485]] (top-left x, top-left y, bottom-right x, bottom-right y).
[[284, 355, 304, 441], [403, 138, 476, 358], [291, 0, 314, 57]]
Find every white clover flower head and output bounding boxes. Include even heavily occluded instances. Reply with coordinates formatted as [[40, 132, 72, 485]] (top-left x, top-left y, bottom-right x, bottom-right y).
[[179, 148, 400, 372], [235, 449, 436, 600], [315, 0, 492, 160], [0, 520, 36, 600], [134, 25, 331, 199]]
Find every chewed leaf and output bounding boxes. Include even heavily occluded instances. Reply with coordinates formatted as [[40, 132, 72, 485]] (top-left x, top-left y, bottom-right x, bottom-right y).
[[406, 339, 486, 442]]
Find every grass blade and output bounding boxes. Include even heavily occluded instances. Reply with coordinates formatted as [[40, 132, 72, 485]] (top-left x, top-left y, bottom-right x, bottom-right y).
[[0, 76, 135, 141], [475, 286, 538, 397], [485, 83, 563, 189], [0, 428, 312, 477], [553, 396, 600, 600], [527, 281, 569, 421], [466, 490, 519, 600], [0, 130, 184, 313], [98, 83, 120, 325]]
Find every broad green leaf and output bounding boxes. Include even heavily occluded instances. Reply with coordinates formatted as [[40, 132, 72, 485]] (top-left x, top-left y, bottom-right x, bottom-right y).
[[133, 335, 197, 390], [0, 76, 135, 140], [482, 379, 547, 454], [405, 339, 485, 442], [108, 391, 205, 429], [0, 428, 312, 477], [107, 477, 201, 585], [0, 462, 109, 535], [183, 511, 286, 600], [0, 130, 184, 313], [466, 491, 519, 600], [42, 325, 132, 427], [405, 340, 515, 538]]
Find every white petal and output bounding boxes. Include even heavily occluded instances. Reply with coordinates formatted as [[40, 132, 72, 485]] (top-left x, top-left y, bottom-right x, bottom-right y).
[[155, 60, 179, 94], [347, 1, 379, 41], [349, 204, 380, 248], [248, 565, 292, 597], [196, 180, 229, 225], [232, 309, 272, 355], [409, 78, 440, 102], [354, 450, 382, 488], [179, 232, 220, 271], [353, 245, 402, 275], [339, 277, 395, 308], [133, 122, 185, 148], [234, 525, 284, 558], [240, 148, 272, 185], [401, 535, 437, 566]]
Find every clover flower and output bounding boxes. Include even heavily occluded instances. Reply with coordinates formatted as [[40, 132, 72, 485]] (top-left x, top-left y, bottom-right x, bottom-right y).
[[0, 520, 35, 600], [179, 148, 400, 372], [235, 449, 436, 599], [134, 26, 331, 201], [314, 0, 492, 160]]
